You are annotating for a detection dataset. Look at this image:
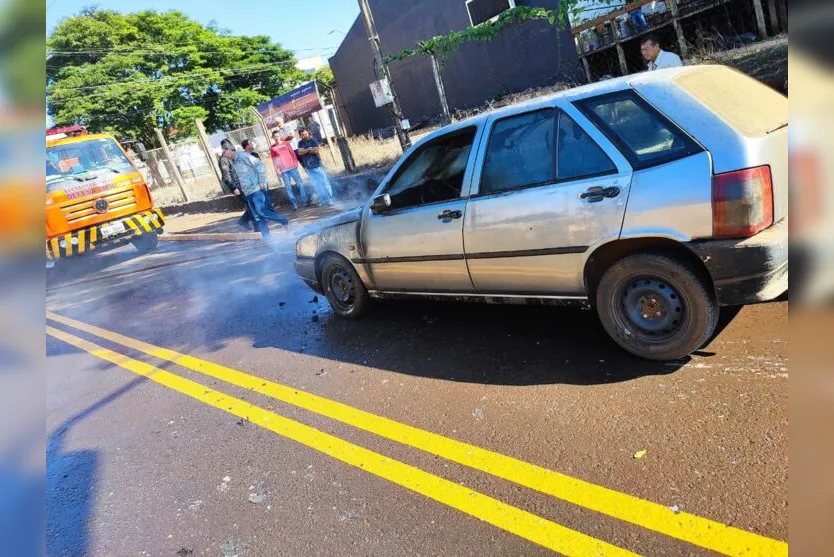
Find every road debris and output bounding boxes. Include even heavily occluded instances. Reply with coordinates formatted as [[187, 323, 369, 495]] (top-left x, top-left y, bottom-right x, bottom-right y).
[[311, 314, 320, 322], [310, 296, 319, 303], [633, 449, 648, 460], [176, 548, 194, 556], [472, 408, 485, 421], [340, 509, 361, 522], [188, 500, 203, 511], [248, 491, 266, 504], [221, 538, 245, 557], [236, 417, 249, 427], [670, 504, 681, 514]]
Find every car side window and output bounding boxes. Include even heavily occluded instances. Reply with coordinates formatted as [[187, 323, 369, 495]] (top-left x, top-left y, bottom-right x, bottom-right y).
[[577, 91, 702, 170], [556, 112, 617, 181], [384, 128, 476, 210], [480, 109, 556, 195]]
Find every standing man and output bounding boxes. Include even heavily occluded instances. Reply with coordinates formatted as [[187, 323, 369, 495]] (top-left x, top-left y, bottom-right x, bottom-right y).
[[640, 35, 683, 71], [219, 139, 254, 230], [270, 129, 309, 211], [308, 117, 323, 143], [296, 128, 333, 206], [275, 118, 298, 149], [233, 139, 289, 238], [218, 139, 240, 195]]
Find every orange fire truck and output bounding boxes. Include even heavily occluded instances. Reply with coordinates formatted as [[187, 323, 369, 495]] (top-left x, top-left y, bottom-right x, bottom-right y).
[[46, 125, 164, 267]]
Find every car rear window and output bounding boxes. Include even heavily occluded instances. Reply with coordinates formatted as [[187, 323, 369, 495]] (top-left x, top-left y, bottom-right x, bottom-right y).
[[576, 90, 702, 170], [673, 66, 788, 137]]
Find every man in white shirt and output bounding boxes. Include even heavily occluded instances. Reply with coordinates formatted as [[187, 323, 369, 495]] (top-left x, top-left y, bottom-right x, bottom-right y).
[[640, 35, 684, 71], [275, 118, 298, 149]]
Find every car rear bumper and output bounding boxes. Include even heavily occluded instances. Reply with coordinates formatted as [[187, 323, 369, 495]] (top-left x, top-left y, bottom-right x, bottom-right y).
[[687, 218, 788, 306], [295, 257, 323, 293]]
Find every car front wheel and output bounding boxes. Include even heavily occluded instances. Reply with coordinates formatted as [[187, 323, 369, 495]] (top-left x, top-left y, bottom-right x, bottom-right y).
[[320, 254, 370, 319], [596, 253, 718, 361]]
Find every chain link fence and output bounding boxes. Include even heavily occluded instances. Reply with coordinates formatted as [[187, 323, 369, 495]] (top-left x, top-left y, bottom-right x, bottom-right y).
[[139, 140, 224, 206]]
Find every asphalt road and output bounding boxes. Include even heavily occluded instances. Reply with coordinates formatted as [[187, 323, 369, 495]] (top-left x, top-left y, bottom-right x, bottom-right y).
[[46, 232, 788, 556]]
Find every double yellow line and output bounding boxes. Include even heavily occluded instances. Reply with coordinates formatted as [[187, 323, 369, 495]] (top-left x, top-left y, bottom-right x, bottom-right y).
[[47, 311, 787, 556]]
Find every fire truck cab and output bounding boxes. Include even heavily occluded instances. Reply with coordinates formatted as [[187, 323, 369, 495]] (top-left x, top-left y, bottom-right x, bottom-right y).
[[46, 125, 164, 267]]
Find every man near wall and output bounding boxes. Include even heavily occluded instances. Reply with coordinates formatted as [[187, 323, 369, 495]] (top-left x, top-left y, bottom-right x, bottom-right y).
[[270, 130, 309, 211]]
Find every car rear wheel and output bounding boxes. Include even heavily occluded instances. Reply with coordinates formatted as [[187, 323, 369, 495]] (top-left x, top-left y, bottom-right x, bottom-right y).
[[320, 254, 370, 319], [596, 253, 718, 361], [131, 231, 159, 254]]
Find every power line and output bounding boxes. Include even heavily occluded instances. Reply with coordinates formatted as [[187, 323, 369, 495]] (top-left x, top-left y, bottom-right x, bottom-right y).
[[48, 60, 304, 94], [46, 45, 339, 56]]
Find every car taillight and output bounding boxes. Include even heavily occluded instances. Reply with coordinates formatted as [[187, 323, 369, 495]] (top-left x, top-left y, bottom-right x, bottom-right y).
[[712, 165, 774, 238]]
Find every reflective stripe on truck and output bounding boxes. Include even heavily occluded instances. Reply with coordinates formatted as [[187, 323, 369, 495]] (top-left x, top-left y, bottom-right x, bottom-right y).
[[46, 208, 164, 260]]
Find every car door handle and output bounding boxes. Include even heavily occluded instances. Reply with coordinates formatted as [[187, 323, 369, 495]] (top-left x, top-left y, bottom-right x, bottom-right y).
[[579, 186, 620, 202], [437, 209, 462, 221]]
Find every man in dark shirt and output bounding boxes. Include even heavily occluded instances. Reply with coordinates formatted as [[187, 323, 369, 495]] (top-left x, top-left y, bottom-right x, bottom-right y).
[[218, 139, 254, 230], [296, 128, 333, 205]]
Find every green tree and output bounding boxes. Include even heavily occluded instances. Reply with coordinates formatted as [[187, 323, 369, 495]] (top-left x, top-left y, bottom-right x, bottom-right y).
[[313, 66, 335, 104], [47, 9, 307, 145]]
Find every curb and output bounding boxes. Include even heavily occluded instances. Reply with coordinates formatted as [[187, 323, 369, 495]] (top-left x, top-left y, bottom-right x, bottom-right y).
[[160, 233, 263, 241]]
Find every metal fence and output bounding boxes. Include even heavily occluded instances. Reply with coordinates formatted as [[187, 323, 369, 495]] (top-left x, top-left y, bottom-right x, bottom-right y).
[[142, 122, 399, 206], [140, 140, 224, 206]]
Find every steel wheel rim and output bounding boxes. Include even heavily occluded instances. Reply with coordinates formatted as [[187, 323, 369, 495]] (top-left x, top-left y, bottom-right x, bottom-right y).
[[616, 276, 685, 343], [327, 267, 355, 312]]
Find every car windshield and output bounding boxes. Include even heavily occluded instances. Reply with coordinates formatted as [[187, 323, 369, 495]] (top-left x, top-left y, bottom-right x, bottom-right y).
[[46, 137, 135, 194]]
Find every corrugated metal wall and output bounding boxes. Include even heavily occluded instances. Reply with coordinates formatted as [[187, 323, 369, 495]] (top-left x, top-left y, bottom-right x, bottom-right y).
[[330, 0, 583, 136]]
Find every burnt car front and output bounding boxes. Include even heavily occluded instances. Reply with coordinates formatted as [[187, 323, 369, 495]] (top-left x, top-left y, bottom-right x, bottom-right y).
[[295, 207, 364, 293]]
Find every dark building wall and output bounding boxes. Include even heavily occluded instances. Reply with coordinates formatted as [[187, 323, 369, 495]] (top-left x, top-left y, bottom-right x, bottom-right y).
[[330, 0, 583, 136]]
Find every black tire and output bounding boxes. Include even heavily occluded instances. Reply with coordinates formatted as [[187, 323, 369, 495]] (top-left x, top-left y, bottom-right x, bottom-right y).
[[319, 253, 370, 319], [131, 231, 159, 254], [596, 253, 718, 361]]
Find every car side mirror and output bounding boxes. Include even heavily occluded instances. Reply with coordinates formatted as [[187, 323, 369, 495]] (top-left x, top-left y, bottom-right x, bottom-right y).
[[370, 193, 392, 215]]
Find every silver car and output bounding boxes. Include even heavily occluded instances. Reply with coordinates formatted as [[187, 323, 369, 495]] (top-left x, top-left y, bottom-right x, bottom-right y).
[[295, 65, 788, 361]]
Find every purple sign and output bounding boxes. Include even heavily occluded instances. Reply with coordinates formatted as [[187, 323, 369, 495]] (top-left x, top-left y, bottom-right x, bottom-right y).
[[256, 82, 322, 127]]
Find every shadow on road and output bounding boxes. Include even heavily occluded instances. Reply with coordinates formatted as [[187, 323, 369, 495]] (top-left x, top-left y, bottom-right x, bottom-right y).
[[45, 373, 148, 556], [44, 233, 763, 387]]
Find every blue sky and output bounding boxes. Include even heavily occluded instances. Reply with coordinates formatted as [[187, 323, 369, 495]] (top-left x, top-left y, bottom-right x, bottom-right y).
[[46, 0, 359, 60]]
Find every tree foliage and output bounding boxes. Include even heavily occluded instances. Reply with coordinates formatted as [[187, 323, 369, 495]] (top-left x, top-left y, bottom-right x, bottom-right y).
[[47, 9, 307, 145], [312, 66, 335, 104]]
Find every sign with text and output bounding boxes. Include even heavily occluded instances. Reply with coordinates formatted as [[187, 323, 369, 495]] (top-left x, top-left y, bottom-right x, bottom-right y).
[[256, 82, 322, 127], [369, 78, 394, 108]]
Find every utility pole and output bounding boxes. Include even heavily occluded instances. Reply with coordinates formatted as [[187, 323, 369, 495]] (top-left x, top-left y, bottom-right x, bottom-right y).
[[154, 127, 188, 202], [429, 53, 451, 126], [357, 0, 411, 152], [194, 118, 222, 186]]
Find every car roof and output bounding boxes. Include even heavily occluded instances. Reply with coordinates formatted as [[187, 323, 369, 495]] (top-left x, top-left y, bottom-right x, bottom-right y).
[[421, 65, 710, 144]]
